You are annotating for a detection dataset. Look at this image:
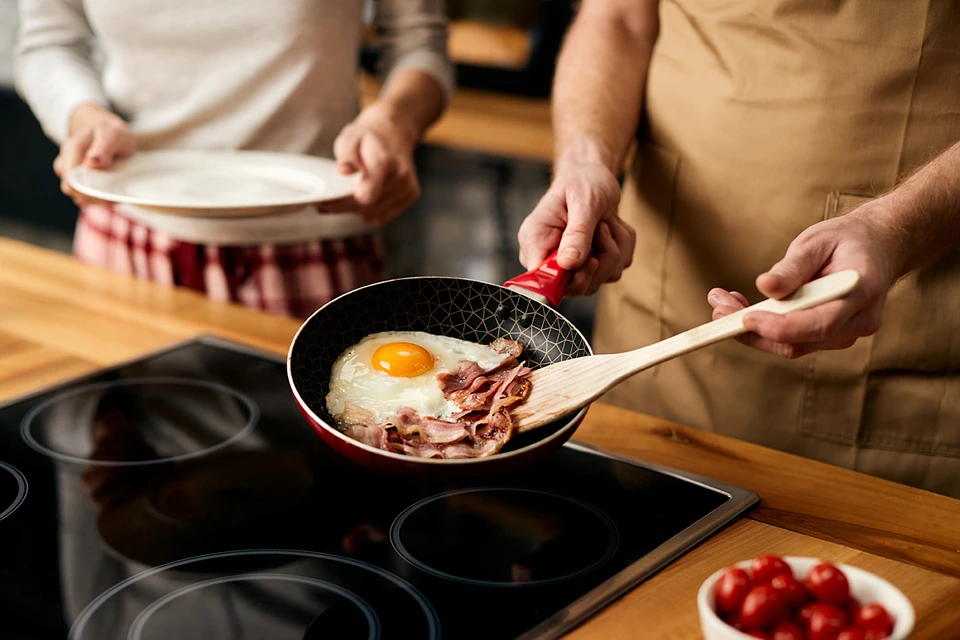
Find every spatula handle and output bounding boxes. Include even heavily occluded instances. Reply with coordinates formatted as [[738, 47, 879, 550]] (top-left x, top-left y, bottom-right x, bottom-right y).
[[709, 269, 861, 339], [619, 269, 861, 375]]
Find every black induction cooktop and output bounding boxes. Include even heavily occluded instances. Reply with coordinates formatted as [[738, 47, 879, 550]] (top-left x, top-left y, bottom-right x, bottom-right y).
[[0, 336, 757, 639]]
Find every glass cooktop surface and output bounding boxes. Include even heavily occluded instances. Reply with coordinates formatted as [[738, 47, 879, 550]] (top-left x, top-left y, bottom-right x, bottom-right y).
[[0, 337, 756, 639]]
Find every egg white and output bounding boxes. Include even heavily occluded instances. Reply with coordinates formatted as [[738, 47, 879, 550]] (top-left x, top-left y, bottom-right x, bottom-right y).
[[325, 331, 509, 424]]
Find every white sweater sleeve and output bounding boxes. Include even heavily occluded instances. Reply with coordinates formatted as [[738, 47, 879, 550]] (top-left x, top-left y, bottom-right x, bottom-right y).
[[376, 0, 454, 105], [14, 0, 109, 144]]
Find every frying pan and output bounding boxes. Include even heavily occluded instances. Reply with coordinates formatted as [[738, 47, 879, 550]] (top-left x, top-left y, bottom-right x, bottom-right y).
[[286, 253, 590, 481]]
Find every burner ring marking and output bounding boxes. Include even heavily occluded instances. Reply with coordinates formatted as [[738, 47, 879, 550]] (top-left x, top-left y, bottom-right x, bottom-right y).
[[128, 573, 379, 640], [0, 462, 27, 522], [20, 377, 259, 467], [390, 486, 620, 588], [69, 549, 439, 640]]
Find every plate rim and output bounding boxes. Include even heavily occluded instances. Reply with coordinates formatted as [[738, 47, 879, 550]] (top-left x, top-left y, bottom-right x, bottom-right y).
[[67, 149, 360, 210]]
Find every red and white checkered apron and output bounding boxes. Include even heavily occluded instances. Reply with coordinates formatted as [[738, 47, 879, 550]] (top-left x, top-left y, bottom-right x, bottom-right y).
[[73, 205, 386, 319]]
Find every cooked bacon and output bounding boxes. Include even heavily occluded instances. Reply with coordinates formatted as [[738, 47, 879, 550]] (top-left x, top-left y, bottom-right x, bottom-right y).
[[387, 407, 470, 444], [448, 364, 530, 412], [401, 438, 444, 458], [335, 338, 532, 459], [436, 361, 488, 395], [344, 423, 388, 450], [440, 439, 503, 459]]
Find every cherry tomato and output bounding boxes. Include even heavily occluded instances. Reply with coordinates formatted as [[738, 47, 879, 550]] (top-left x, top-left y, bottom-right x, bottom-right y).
[[746, 630, 771, 639], [842, 597, 861, 622], [716, 567, 753, 614], [770, 573, 810, 608], [771, 620, 805, 640], [806, 602, 849, 640], [722, 611, 747, 631], [741, 584, 787, 628], [854, 603, 893, 635], [752, 554, 793, 583], [805, 563, 851, 604], [798, 602, 818, 626], [838, 628, 886, 640]]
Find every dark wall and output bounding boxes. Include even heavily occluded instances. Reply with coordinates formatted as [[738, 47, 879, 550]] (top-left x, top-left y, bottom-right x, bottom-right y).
[[0, 88, 79, 234]]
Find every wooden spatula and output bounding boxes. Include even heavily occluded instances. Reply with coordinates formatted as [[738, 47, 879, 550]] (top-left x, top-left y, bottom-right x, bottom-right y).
[[512, 269, 861, 433]]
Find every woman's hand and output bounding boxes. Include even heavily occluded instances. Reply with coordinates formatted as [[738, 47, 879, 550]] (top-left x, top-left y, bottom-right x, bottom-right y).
[[54, 103, 135, 206], [708, 200, 903, 359], [323, 102, 421, 224]]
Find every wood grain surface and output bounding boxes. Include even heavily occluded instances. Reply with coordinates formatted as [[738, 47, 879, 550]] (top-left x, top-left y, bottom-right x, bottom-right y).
[[1, 237, 958, 639], [359, 73, 554, 163]]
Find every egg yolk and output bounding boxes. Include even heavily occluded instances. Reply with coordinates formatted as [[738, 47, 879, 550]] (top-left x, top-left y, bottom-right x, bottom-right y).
[[372, 342, 434, 377]]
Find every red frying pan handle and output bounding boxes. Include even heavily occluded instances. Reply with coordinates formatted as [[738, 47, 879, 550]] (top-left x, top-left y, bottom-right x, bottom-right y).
[[503, 250, 570, 308]]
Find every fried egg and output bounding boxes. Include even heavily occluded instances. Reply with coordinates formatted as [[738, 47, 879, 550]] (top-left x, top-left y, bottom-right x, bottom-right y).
[[326, 331, 509, 423]]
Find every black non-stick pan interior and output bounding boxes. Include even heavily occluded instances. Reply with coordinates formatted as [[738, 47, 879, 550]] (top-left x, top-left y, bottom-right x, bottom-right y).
[[288, 277, 592, 452]]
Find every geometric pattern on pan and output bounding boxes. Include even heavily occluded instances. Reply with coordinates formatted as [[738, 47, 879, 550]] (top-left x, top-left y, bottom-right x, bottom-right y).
[[289, 277, 591, 430]]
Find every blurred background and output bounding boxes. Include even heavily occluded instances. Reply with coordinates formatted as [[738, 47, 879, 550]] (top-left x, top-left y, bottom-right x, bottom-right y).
[[0, 0, 596, 335]]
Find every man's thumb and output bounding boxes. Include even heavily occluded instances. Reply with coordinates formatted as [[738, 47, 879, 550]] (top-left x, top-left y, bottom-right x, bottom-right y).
[[757, 239, 828, 299]]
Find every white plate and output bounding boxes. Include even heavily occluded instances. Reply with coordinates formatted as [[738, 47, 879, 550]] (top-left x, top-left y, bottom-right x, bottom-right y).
[[68, 149, 359, 217]]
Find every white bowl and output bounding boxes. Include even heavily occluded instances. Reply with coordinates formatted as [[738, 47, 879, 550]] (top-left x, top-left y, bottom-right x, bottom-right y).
[[697, 556, 915, 640]]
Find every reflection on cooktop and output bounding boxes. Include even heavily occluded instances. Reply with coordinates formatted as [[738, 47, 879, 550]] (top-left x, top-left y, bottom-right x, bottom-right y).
[[0, 461, 27, 522], [97, 450, 314, 566], [69, 550, 438, 640], [391, 487, 618, 586], [20, 378, 258, 466], [0, 337, 756, 640]]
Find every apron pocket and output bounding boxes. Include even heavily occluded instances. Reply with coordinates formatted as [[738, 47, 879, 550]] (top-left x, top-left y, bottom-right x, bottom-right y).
[[803, 193, 960, 458], [860, 373, 960, 457], [799, 192, 876, 444], [858, 255, 960, 458]]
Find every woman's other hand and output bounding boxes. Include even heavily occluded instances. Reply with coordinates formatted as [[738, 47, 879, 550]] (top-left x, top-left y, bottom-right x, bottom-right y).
[[54, 103, 135, 207], [323, 102, 421, 225]]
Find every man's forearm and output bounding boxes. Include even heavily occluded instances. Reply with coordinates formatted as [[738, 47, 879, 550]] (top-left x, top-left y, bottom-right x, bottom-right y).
[[377, 69, 445, 148], [553, 0, 659, 174], [877, 140, 960, 277]]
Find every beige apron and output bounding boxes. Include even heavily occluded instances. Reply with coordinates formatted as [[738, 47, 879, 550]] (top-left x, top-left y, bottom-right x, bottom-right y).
[[594, 0, 960, 498]]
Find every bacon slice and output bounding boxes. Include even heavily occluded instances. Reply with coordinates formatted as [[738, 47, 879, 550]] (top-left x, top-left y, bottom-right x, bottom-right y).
[[335, 339, 533, 459], [344, 422, 388, 450], [436, 361, 488, 395], [387, 407, 470, 444]]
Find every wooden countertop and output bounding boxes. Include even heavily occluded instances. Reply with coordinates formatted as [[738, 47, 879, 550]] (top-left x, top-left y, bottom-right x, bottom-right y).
[[359, 74, 554, 163], [1, 237, 959, 638]]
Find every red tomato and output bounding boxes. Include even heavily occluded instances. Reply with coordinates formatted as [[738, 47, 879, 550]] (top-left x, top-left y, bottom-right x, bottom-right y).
[[771, 620, 805, 640], [770, 573, 810, 608], [741, 584, 787, 628], [806, 602, 849, 640], [838, 628, 886, 640], [752, 555, 793, 583], [798, 602, 818, 625], [722, 611, 747, 631], [805, 563, 850, 604], [716, 567, 753, 614], [842, 597, 861, 622], [854, 603, 893, 635], [746, 630, 771, 639]]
